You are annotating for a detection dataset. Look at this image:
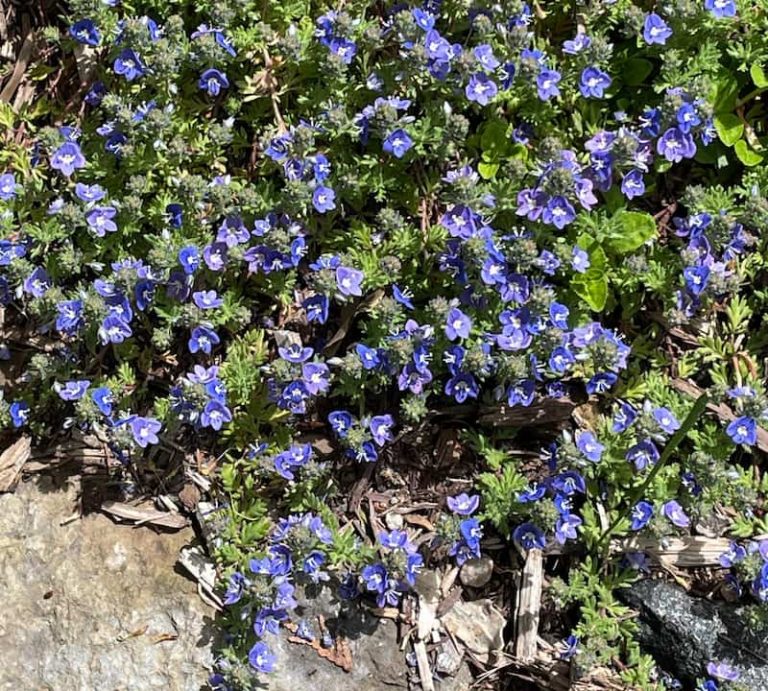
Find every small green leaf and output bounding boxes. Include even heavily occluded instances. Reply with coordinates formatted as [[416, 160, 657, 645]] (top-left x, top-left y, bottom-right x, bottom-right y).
[[713, 113, 743, 147], [603, 210, 657, 254], [477, 161, 499, 180], [622, 58, 653, 86], [750, 63, 768, 87], [710, 73, 739, 112], [734, 139, 764, 166]]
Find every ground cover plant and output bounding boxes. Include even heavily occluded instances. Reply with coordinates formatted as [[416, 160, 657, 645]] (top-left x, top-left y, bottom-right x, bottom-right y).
[[2, 0, 768, 688]]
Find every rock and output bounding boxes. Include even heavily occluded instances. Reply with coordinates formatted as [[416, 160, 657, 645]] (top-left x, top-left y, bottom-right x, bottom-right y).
[[618, 579, 768, 689], [459, 557, 494, 589], [267, 583, 408, 690], [440, 599, 505, 665], [0, 477, 216, 690]]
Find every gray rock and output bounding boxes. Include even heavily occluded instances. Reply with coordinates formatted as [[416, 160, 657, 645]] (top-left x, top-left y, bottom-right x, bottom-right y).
[[0, 478, 216, 690], [618, 579, 768, 689], [268, 583, 407, 690], [459, 557, 494, 589]]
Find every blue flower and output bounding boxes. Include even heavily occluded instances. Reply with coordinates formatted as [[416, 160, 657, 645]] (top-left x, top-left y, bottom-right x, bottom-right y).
[[576, 431, 604, 463], [447, 493, 480, 515], [99, 315, 132, 344], [563, 32, 591, 54], [75, 183, 105, 203], [198, 68, 229, 96], [166, 203, 183, 228], [189, 326, 220, 355], [86, 206, 117, 236], [552, 471, 586, 496], [248, 642, 277, 674], [178, 246, 199, 274], [683, 265, 710, 296], [536, 69, 561, 100], [676, 103, 701, 133], [643, 13, 673, 45], [630, 501, 654, 530], [9, 401, 29, 427], [69, 19, 101, 46], [555, 513, 582, 544], [23, 267, 51, 298], [653, 407, 680, 434], [445, 307, 471, 341], [301, 362, 330, 394], [55, 380, 90, 401], [513, 522, 546, 550], [193, 290, 223, 310], [626, 439, 660, 471], [726, 416, 757, 446], [0, 172, 19, 200], [278, 342, 313, 363], [445, 372, 479, 403], [91, 387, 114, 416], [571, 247, 590, 273], [369, 414, 394, 446], [113, 49, 145, 81], [50, 141, 86, 176], [542, 195, 575, 229], [312, 185, 336, 212], [466, 73, 498, 105], [303, 294, 329, 323], [706, 661, 739, 682], [356, 343, 381, 370], [579, 66, 611, 98], [56, 299, 84, 334], [586, 372, 618, 394], [705, 0, 737, 18], [657, 127, 696, 162], [336, 266, 364, 296], [662, 500, 690, 528], [329, 37, 357, 64], [328, 410, 354, 437], [201, 400, 233, 431], [130, 416, 161, 448], [621, 169, 645, 199], [382, 129, 413, 158]]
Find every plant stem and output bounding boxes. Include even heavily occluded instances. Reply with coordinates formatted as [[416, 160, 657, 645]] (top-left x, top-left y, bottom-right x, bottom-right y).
[[598, 392, 709, 548]]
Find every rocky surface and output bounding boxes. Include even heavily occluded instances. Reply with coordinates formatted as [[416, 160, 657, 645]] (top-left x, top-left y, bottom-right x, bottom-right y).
[[619, 579, 768, 689], [0, 477, 216, 690]]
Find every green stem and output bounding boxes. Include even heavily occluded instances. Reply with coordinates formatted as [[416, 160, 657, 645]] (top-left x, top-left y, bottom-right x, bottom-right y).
[[598, 392, 709, 548], [735, 86, 768, 108]]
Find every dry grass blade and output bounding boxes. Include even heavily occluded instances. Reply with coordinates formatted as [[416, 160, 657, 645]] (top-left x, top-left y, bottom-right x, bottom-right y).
[[101, 500, 188, 529], [413, 640, 435, 691]]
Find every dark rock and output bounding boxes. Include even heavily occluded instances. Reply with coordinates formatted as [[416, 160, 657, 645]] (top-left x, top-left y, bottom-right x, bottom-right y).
[[618, 579, 768, 689]]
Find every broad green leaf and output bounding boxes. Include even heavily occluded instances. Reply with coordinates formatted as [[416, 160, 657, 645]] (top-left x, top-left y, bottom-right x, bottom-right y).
[[710, 73, 739, 112], [751, 64, 768, 87], [572, 273, 608, 312], [622, 58, 653, 86], [713, 113, 743, 147], [603, 210, 657, 254], [477, 161, 499, 180], [480, 120, 510, 158], [734, 139, 764, 166]]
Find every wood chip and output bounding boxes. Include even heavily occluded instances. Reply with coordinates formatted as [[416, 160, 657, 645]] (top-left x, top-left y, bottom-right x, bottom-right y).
[[101, 501, 188, 529], [479, 397, 576, 428], [611, 536, 731, 568], [413, 640, 435, 691], [513, 548, 543, 661], [0, 435, 31, 492]]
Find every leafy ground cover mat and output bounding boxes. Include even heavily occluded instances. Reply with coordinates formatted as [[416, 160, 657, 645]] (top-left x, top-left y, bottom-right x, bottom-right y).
[[2, 0, 768, 689]]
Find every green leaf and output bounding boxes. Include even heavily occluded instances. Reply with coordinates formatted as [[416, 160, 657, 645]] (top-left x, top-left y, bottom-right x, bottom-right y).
[[477, 161, 499, 180], [751, 63, 768, 87], [713, 113, 743, 147], [572, 273, 608, 312], [622, 58, 653, 86], [710, 73, 739, 112], [734, 139, 764, 166], [480, 120, 510, 158], [603, 210, 657, 254]]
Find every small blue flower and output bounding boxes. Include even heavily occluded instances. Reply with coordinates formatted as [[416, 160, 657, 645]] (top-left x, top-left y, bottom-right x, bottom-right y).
[[369, 414, 395, 446], [653, 407, 680, 434], [189, 326, 220, 355], [0, 172, 19, 200], [626, 439, 660, 471], [382, 129, 413, 158], [705, 0, 737, 18], [726, 416, 757, 446], [312, 185, 336, 212], [465, 73, 498, 105], [536, 69, 561, 100], [579, 66, 611, 98], [200, 400, 233, 431], [662, 500, 690, 528], [447, 493, 480, 515], [630, 501, 654, 530], [513, 522, 546, 550], [248, 641, 277, 673], [643, 13, 673, 45], [683, 265, 710, 296], [576, 431, 604, 463], [56, 380, 90, 401], [571, 247, 590, 273], [130, 416, 161, 448], [9, 401, 29, 427], [445, 307, 472, 341], [69, 19, 101, 46], [113, 49, 146, 81], [91, 387, 114, 416], [50, 141, 86, 176], [86, 205, 118, 236], [336, 266, 364, 296], [198, 68, 229, 96]]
